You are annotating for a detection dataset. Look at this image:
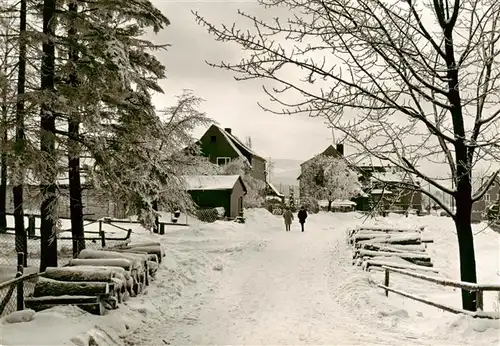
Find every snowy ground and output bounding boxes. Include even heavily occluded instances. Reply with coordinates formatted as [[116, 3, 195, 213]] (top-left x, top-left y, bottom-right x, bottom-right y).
[[0, 209, 499, 345]]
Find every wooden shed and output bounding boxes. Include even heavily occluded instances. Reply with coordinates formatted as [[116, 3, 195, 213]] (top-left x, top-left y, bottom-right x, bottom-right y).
[[184, 175, 247, 218]]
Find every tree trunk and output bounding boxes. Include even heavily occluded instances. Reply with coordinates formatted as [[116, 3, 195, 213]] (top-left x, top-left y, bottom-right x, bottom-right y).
[[43, 266, 116, 283], [0, 127, 6, 233], [39, 0, 58, 271], [67, 258, 133, 271], [454, 190, 477, 311], [152, 199, 159, 233], [33, 277, 109, 297], [67, 1, 85, 257], [440, 8, 478, 311], [327, 200, 332, 212], [0, 49, 8, 233], [13, 0, 27, 261]]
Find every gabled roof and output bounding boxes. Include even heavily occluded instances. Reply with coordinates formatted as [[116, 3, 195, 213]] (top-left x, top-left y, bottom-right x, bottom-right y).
[[214, 125, 247, 160], [267, 181, 284, 197], [300, 145, 342, 167], [213, 125, 266, 161], [183, 175, 247, 193]]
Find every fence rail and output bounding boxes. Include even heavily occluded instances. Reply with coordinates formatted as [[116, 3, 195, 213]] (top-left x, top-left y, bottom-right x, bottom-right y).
[[0, 217, 133, 271], [378, 265, 500, 318], [0, 253, 44, 317]]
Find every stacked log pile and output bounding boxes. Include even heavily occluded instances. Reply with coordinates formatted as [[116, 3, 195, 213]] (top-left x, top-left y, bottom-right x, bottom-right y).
[[24, 242, 165, 315], [347, 225, 438, 273]]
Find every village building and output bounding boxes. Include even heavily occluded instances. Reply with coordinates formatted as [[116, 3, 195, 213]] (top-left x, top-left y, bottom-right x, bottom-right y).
[[184, 175, 247, 218]]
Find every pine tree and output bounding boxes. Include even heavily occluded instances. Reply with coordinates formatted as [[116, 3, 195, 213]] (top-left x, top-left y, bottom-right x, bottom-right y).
[[13, 0, 27, 263], [0, 1, 17, 233], [39, 0, 58, 271], [66, 0, 85, 256], [288, 186, 296, 212]]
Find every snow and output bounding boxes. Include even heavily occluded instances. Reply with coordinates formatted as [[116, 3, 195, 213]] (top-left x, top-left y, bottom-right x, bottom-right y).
[[266, 181, 284, 197], [0, 210, 498, 345], [371, 188, 393, 194], [183, 175, 242, 191], [318, 199, 357, 207]]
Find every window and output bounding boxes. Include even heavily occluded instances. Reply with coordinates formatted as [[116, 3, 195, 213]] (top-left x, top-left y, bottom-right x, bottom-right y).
[[485, 193, 490, 202], [217, 157, 231, 165], [210, 135, 216, 143]]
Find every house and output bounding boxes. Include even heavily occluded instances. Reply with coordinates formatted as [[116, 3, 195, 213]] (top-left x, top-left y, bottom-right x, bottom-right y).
[[265, 182, 285, 202], [196, 125, 267, 182], [365, 169, 423, 212], [184, 175, 247, 218], [297, 144, 422, 212], [472, 175, 500, 222]]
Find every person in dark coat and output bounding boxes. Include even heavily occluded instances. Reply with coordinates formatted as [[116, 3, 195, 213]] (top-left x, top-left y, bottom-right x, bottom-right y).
[[297, 206, 308, 232]]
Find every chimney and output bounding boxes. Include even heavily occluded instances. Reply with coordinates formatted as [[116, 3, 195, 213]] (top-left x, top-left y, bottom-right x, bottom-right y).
[[224, 128, 232, 134], [336, 143, 344, 156]]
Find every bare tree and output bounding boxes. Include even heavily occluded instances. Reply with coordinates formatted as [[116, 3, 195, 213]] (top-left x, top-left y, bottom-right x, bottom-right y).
[[194, 0, 500, 311]]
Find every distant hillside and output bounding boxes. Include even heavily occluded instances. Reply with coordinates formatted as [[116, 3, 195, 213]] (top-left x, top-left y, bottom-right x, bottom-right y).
[[268, 158, 302, 196]]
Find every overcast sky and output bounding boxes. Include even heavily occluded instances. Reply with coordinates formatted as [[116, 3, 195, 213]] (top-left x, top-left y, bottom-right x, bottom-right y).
[[149, 0, 335, 161]]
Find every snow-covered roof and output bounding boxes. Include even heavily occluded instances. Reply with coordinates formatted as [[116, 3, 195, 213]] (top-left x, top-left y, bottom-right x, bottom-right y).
[[183, 175, 245, 191], [370, 171, 414, 183], [300, 145, 343, 167], [318, 199, 356, 207], [214, 126, 248, 163], [267, 182, 284, 197], [370, 189, 393, 195], [216, 125, 265, 161], [331, 200, 357, 206]]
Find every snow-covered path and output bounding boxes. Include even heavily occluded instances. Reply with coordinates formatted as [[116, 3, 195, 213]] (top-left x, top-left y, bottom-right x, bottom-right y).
[[1, 210, 497, 346], [143, 214, 456, 345]]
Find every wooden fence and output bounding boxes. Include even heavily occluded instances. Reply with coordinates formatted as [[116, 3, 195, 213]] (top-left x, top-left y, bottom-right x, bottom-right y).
[[0, 253, 44, 317], [378, 265, 500, 319]]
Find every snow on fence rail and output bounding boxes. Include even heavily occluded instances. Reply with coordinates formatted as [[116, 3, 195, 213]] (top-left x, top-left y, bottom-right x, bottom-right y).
[[379, 265, 500, 319]]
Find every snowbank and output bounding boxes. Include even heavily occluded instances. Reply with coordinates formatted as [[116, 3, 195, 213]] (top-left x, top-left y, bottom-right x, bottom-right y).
[[0, 209, 272, 345], [354, 213, 500, 343], [1, 209, 498, 345]]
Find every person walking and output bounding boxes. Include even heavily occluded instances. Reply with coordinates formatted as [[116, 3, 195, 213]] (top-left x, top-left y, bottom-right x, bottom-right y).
[[282, 207, 294, 232], [297, 206, 308, 232]]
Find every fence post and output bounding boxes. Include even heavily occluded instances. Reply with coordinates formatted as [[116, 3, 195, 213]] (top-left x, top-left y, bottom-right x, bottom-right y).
[[153, 219, 159, 233], [16, 252, 24, 311], [476, 289, 484, 311], [99, 230, 106, 248], [384, 268, 390, 297], [159, 222, 165, 235], [28, 216, 36, 239]]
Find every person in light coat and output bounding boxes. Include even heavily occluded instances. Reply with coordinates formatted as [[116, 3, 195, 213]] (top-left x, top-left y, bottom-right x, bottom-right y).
[[282, 207, 294, 232]]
